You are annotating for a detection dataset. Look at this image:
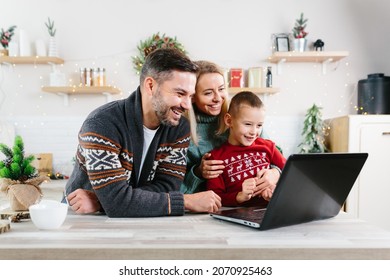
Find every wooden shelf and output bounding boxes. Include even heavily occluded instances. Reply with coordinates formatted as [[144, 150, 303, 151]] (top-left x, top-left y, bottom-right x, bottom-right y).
[[0, 56, 64, 65], [41, 86, 121, 106], [268, 51, 349, 63], [228, 87, 279, 95], [268, 51, 349, 75]]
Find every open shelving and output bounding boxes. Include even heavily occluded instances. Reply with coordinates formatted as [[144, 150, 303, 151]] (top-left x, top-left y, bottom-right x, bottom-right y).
[[268, 51, 349, 74], [0, 56, 64, 65], [41, 86, 121, 106], [228, 87, 279, 95]]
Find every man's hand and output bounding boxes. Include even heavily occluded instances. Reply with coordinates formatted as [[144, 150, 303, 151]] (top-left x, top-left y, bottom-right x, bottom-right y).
[[184, 190, 222, 213], [67, 189, 101, 214]]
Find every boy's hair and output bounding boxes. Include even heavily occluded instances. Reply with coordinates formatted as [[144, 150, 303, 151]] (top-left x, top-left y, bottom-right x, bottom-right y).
[[228, 91, 264, 117], [140, 48, 198, 85], [187, 60, 229, 145]]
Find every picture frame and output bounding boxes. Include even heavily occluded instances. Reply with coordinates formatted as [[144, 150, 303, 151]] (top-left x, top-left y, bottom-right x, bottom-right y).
[[276, 35, 290, 52]]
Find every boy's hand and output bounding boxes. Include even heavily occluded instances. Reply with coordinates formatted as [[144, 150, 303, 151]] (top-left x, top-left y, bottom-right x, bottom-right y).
[[260, 188, 273, 201], [237, 178, 258, 203], [253, 168, 279, 196]]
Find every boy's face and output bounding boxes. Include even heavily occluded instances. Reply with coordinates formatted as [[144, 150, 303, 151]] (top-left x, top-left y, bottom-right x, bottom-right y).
[[225, 104, 265, 146]]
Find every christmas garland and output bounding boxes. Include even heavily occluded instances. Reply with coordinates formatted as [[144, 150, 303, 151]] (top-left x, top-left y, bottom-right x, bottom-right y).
[[132, 32, 186, 74]]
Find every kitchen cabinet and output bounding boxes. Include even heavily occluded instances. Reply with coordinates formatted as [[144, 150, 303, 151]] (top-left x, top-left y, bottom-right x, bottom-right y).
[[326, 115, 390, 230], [268, 51, 349, 74]]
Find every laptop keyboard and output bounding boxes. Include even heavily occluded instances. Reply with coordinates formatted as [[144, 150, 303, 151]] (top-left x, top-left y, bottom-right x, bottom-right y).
[[228, 208, 266, 222]]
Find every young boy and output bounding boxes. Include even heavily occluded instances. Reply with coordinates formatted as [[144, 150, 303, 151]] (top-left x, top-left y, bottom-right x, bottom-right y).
[[206, 91, 286, 207]]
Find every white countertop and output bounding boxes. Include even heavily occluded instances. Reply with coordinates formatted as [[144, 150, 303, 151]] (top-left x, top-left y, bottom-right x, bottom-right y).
[[1, 181, 390, 260]]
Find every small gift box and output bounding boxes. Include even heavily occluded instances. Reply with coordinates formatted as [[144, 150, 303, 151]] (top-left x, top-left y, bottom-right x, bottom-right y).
[[230, 68, 244, 88]]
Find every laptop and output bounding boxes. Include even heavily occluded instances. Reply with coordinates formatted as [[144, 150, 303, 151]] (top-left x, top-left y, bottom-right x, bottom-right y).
[[210, 153, 368, 230]]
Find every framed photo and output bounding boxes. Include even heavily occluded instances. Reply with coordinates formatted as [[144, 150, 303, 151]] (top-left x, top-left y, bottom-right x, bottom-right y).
[[276, 35, 290, 52], [272, 33, 291, 52]]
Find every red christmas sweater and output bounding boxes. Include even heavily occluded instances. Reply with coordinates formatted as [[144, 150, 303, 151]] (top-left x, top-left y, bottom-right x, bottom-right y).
[[206, 138, 286, 207]]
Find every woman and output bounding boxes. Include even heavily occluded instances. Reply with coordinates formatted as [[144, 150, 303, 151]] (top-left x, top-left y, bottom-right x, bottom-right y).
[[181, 61, 280, 195]]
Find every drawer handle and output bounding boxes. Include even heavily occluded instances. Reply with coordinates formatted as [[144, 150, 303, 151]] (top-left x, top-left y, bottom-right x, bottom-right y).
[[383, 132, 390, 135]]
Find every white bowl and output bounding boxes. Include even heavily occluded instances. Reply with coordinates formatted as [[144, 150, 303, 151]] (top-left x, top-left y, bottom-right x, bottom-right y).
[[29, 199, 68, 230]]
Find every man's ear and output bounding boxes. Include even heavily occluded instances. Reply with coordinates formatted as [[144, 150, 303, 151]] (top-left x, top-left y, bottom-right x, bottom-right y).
[[143, 77, 156, 96]]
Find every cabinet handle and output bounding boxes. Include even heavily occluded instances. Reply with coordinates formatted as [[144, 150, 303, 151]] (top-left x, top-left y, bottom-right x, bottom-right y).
[[383, 132, 390, 135]]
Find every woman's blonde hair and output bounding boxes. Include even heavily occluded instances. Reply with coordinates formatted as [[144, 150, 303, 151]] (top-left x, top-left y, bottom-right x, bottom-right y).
[[186, 60, 229, 145]]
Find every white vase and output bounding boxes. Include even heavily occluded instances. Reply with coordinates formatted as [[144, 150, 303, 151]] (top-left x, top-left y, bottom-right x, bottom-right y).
[[19, 29, 31, 56], [294, 38, 307, 52], [48, 36, 58, 57]]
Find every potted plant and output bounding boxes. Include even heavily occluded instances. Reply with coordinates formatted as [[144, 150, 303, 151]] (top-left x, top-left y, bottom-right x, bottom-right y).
[[0, 135, 46, 211], [292, 13, 308, 52], [0, 25, 17, 56], [298, 104, 328, 153], [45, 17, 58, 57]]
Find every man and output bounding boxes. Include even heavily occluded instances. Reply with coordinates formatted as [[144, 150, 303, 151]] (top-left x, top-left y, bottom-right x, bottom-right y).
[[65, 48, 221, 217]]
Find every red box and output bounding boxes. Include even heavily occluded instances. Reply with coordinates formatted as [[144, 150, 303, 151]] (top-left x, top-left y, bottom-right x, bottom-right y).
[[229, 68, 244, 88]]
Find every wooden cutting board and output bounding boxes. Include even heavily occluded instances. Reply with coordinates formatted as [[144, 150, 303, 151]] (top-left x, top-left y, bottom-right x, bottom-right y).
[[0, 209, 30, 222], [0, 220, 10, 234]]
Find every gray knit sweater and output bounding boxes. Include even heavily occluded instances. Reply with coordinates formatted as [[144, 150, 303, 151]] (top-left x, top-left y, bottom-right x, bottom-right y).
[[65, 87, 190, 217]]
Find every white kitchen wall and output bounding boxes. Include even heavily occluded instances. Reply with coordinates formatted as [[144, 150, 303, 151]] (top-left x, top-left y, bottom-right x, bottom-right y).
[[1, 0, 389, 172]]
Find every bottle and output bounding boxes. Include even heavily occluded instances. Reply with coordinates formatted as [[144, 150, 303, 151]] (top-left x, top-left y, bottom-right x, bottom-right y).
[[79, 68, 86, 86], [85, 68, 92, 87], [99, 68, 106, 86], [266, 66, 272, 88], [92, 68, 100, 86]]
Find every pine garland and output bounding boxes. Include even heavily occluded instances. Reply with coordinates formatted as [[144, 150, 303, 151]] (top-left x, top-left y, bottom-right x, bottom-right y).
[[132, 32, 186, 75], [0, 136, 38, 182]]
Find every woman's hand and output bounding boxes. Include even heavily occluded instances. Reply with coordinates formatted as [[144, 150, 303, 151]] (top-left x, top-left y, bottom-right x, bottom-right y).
[[195, 153, 225, 179]]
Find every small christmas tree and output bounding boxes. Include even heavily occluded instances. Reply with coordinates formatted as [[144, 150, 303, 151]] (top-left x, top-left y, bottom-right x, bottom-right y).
[[0, 135, 37, 182], [298, 104, 328, 153], [292, 13, 308, 38], [0, 136, 46, 211]]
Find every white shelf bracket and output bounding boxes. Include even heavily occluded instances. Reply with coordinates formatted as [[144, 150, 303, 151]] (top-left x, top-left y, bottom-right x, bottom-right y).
[[322, 58, 333, 75], [48, 62, 57, 72], [57, 92, 69, 106], [277, 58, 286, 75], [260, 93, 270, 104], [102, 92, 112, 103]]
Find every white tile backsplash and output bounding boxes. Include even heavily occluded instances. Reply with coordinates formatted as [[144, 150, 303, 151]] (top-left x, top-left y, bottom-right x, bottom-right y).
[[1, 115, 304, 176]]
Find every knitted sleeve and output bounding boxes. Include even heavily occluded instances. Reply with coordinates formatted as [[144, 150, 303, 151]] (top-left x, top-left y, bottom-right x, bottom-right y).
[[180, 143, 205, 194], [75, 118, 185, 217]]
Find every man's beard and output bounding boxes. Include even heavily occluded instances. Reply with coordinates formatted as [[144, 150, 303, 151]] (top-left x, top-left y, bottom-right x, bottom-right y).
[[151, 88, 179, 127]]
